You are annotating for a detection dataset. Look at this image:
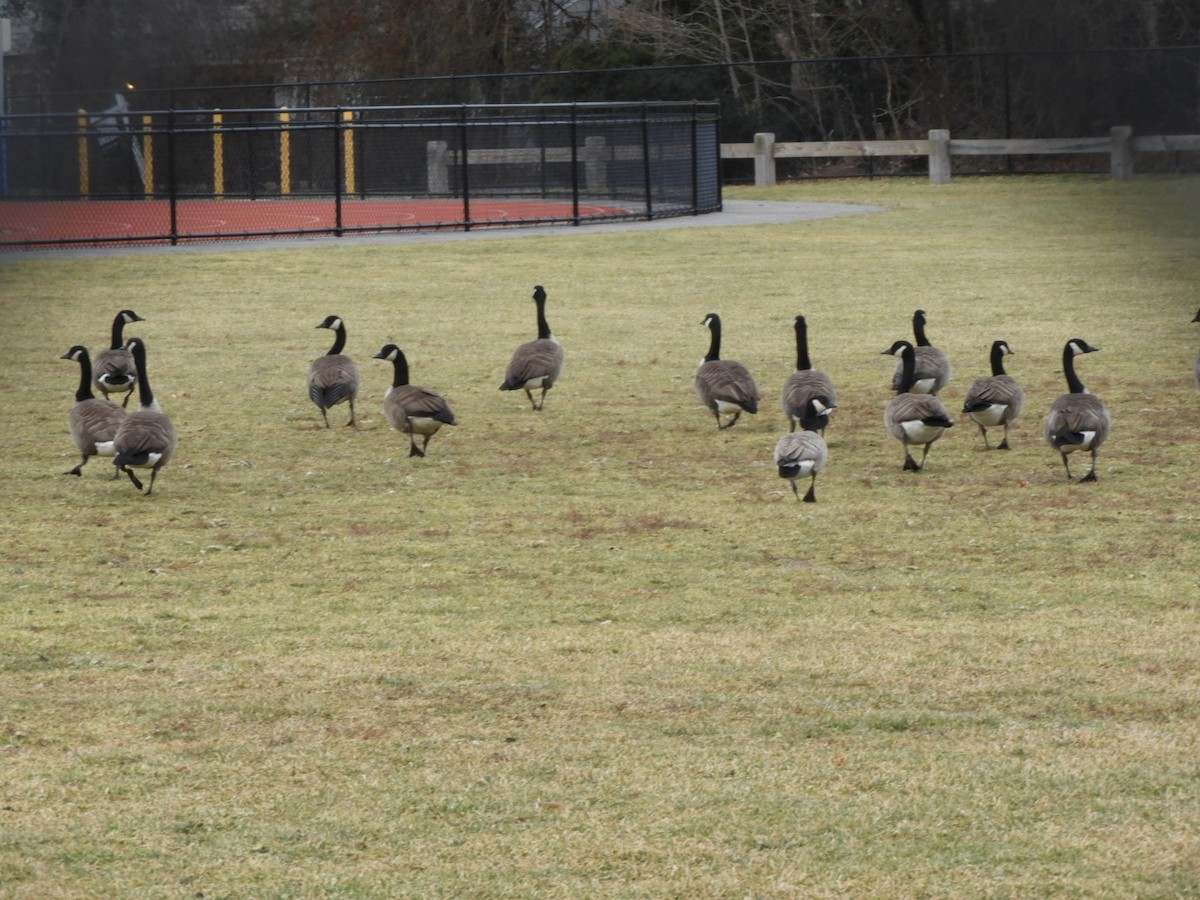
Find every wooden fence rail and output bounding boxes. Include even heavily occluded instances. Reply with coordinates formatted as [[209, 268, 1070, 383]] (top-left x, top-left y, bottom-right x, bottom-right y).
[[721, 127, 1200, 184]]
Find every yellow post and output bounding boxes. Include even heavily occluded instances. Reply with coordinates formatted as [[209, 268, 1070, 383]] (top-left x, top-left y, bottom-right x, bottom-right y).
[[77, 109, 90, 198], [213, 110, 225, 198], [141, 115, 154, 196], [342, 110, 356, 195], [279, 107, 291, 195]]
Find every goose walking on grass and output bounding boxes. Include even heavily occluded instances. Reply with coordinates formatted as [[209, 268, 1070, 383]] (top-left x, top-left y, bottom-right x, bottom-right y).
[[884, 339, 954, 471], [308, 315, 361, 428], [500, 285, 564, 411], [696, 313, 760, 430], [781, 315, 837, 434], [113, 338, 177, 495], [1044, 338, 1110, 483], [774, 397, 832, 502], [61, 345, 127, 477], [892, 309, 952, 395], [962, 340, 1025, 450], [93, 309, 146, 407], [373, 344, 458, 457]]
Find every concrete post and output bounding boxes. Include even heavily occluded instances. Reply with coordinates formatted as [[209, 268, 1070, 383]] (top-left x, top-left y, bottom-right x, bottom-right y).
[[753, 132, 776, 186], [1110, 126, 1134, 181], [928, 129, 951, 184]]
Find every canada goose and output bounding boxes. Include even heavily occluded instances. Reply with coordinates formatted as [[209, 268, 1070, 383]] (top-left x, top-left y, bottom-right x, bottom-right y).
[[61, 345, 127, 477], [1193, 308, 1199, 388], [891, 309, 952, 395], [883, 339, 955, 471], [774, 397, 831, 502], [92, 309, 146, 407], [499, 285, 564, 410], [112, 338, 177, 495], [696, 313, 760, 429], [308, 315, 360, 428], [1044, 338, 1110, 482], [373, 344, 458, 457], [961, 340, 1025, 450], [781, 315, 837, 434]]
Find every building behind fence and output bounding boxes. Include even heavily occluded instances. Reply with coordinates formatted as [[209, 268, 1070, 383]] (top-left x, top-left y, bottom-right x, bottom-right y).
[[0, 101, 722, 248]]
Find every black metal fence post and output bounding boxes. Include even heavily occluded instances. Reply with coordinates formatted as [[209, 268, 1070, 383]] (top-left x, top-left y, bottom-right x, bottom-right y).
[[570, 104, 580, 225], [167, 109, 178, 245], [459, 105, 471, 230], [332, 107, 344, 237], [641, 105, 654, 220]]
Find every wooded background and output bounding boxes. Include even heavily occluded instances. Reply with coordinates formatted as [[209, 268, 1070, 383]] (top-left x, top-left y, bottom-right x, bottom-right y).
[[3, 1, 1199, 143]]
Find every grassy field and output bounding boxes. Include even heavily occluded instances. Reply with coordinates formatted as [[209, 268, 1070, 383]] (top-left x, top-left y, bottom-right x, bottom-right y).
[[2, 175, 1198, 897]]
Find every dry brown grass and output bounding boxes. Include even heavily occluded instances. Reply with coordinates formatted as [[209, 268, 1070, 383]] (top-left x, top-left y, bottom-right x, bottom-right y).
[[1, 175, 1198, 897]]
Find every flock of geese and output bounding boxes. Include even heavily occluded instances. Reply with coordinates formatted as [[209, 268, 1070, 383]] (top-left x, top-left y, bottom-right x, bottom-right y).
[[701, 305, 1197, 502], [59, 293, 1200, 500]]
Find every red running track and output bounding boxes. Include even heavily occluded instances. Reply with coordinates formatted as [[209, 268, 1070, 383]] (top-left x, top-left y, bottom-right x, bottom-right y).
[[0, 198, 632, 247]]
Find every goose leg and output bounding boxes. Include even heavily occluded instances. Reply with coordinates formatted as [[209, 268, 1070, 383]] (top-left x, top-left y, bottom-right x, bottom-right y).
[[122, 466, 145, 491], [803, 476, 817, 503], [997, 424, 1010, 450], [344, 399, 357, 428], [120, 391, 132, 409], [718, 411, 741, 430], [1079, 449, 1099, 482], [525, 389, 538, 410], [408, 434, 424, 458], [1059, 452, 1074, 481], [65, 457, 87, 476], [319, 407, 331, 428], [976, 422, 991, 449], [145, 469, 159, 496]]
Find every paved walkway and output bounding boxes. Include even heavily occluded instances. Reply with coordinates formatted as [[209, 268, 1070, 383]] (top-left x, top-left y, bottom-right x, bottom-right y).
[[0, 199, 884, 261]]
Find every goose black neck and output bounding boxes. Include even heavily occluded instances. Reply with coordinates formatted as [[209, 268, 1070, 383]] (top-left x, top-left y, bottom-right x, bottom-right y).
[[73, 350, 96, 402], [794, 317, 812, 371], [989, 342, 1008, 376], [391, 351, 411, 388], [704, 319, 722, 362], [896, 343, 917, 392], [111, 315, 128, 350], [1063, 344, 1086, 394], [535, 294, 551, 341], [130, 344, 156, 408], [327, 324, 347, 356], [912, 312, 931, 347]]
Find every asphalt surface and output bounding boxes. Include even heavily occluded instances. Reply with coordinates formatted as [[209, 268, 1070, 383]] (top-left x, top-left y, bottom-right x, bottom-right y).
[[0, 199, 884, 261]]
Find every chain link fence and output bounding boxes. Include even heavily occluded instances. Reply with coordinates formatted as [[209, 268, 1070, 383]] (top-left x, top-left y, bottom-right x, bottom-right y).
[[0, 101, 721, 248]]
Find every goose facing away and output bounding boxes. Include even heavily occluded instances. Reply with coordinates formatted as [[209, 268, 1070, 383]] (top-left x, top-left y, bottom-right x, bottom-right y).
[[500, 285, 564, 410], [61, 345, 127, 477], [93, 309, 146, 407], [1044, 338, 1110, 482], [308, 315, 361, 428], [781, 315, 837, 434], [373, 344, 458, 457], [774, 397, 831, 502], [113, 338, 177, 495], [961, 340, 1025, 450], [883, 340, 954, 471], [696, 313, 760, 430], [892, 309, 952, 395]]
